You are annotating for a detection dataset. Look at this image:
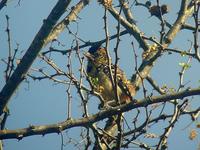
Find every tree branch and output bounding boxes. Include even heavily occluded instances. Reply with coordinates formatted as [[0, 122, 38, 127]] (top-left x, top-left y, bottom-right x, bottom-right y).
[[0, 0, 90, 115], [0, 87, 200, 140], [0, 0, 8, 11], [108, 6, 149, 51], [44, 0, 90, 46], [163, 0, 194, 46], [131, 0, 195, 90]]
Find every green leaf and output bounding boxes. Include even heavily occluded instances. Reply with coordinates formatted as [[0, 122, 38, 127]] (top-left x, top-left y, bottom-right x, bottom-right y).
[[179, 62, 191, 70]]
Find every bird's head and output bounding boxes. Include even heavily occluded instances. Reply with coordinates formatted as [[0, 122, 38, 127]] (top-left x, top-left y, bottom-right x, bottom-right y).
[[85, 44, 108, 65]]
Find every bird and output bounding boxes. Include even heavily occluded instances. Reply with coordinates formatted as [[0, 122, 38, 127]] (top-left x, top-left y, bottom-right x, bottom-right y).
[[85, 45, 135, 108]]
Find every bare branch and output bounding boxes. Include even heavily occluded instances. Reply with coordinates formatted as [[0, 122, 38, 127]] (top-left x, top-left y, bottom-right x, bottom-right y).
[[0, 0, 72, 115], [44, 0, 90, 46], [0, 87, 200, 140], [163, 0, 194, 46], [108, 6, 149, 51], [0, 0, 8, 11], [119, 0, 136, 24], [42, 30, 129, 55]]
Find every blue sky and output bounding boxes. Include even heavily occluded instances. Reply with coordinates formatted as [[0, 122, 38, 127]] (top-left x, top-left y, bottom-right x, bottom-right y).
[[0, 0, 199, 149]]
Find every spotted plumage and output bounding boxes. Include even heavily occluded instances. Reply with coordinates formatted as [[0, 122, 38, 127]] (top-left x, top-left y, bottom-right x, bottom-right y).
[[85, 45, 135, 107]]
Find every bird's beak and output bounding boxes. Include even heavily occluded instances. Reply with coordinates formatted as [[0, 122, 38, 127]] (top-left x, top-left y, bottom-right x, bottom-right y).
[[84, 52, 94, 61]]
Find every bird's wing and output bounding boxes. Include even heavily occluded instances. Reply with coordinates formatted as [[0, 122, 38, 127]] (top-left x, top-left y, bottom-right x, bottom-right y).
[[101, 64, 135, 98]]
